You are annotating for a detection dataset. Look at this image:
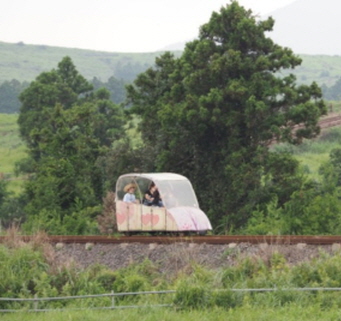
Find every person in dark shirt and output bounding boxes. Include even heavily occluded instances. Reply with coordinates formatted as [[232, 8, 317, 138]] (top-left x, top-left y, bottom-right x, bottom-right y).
[[143, 182, 163, 207]]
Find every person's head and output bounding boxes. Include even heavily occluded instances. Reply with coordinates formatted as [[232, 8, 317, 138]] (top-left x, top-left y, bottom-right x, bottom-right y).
[[124, 183, 136, 194], [149, 182, 156, 192]]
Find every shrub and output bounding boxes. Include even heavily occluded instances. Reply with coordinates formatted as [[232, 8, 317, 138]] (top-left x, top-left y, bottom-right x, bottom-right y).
[[173, 280, 211, 309], [97, 191, 117, 234], [211, 289, 244, 309]]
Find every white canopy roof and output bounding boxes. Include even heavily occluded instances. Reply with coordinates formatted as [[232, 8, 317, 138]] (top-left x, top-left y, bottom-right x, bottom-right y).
[[117, 172, 188, 183], [116, 172, 199, 208]]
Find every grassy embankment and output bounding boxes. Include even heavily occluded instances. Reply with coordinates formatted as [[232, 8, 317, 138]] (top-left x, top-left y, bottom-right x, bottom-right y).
[[2, 230, 341, 320]]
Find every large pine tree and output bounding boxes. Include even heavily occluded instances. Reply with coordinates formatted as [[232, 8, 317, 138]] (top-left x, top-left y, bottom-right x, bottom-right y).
[[127, 1, 326, 230]]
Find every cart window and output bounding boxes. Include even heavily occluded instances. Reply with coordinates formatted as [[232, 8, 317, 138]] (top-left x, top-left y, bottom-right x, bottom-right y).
[[116, 176, 152, 202], [158, 180, 199, 208]]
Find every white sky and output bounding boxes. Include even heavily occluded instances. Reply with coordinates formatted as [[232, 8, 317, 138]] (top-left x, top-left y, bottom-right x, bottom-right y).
[[1, 0, 296, 53]]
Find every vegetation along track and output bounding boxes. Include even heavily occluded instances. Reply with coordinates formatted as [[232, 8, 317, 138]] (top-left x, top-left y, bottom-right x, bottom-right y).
[[1, 235, 341, 245]]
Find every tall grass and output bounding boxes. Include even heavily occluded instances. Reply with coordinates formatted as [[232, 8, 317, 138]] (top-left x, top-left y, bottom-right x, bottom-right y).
[[1, 305, 340, 321]]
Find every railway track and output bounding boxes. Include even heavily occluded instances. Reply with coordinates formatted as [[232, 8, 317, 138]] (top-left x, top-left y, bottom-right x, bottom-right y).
[[280, 113, 341, 136], [267, 113, 341, 146], [319, 113, 341, 129], [1, 235, 341, 245]]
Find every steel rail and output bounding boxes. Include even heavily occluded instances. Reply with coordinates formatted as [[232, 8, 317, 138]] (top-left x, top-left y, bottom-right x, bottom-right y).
[[1, 235, 341, 245]]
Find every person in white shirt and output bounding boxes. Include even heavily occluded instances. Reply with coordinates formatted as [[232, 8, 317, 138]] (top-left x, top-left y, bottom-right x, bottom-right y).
[[123, 183, 138, 203]]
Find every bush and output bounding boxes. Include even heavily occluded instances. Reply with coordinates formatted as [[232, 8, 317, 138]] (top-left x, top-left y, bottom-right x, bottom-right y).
[[22, 206, 100, 235], [97, 191, 117, 234], [211, 289, 244, 309], [173, 281, 211, 309], [0, 244, 49, 309]]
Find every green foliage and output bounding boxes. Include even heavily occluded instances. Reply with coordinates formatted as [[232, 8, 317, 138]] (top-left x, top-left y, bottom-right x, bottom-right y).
[[97, 138, 157, 192], [91, 76, 126, 105], [127, 2, 326, 231], [18, 56, 94, 156], [0, 194, 27, 229], [0, 113, 27, 194], [291, 254, 341, 288], [210, 289, 244, 309], [245, 186, 341, 235], [0, 79, 29, 113], [174, 281, 211, 309], [243, 199, 285, 235], [22, 206, 100, 235], [110, 259, 168, 305], [4, 240, 341, 313], [263, 153, 307, 206], [97, 191, 117, 234], [0, 243, 118, 309], [0, 166, 26, 229], [322, 77, 341, 100], [221, 256, 268, 287], [172, 252, 341, 311], [0, 244, 48, 308], [320, 148, 341, 187], [272, 125, 341, 183], [16, 57, 126, 234], [0, 179, 9, 207]]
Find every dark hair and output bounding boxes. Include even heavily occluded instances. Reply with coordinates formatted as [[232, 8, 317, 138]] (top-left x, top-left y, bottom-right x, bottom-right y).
[[149, 182, 155, 189]]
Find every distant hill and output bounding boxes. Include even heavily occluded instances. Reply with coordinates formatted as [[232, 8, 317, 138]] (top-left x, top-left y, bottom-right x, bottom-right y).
[[268, 0, 341, 56], [0, 41, 182, 84], [0, 40, 340, 89], [282, 54, 341, 87]]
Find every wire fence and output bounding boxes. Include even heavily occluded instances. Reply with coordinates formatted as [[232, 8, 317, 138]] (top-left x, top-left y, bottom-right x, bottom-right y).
[[0, 290, 176, 313], [2, 287, 341, 313]]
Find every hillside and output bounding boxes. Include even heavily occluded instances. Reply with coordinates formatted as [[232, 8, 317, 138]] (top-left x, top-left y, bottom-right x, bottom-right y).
[[0, 41, 182, 83], [0, 41, 340, 88], [289, 55, 341, 87]]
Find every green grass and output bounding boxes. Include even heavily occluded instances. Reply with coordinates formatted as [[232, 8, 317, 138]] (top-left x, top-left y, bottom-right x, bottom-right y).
[[1, 305, 340, 321], [0, 114, 27, 193], [295, 153, 328, 180], [272, 120, 341, 181]]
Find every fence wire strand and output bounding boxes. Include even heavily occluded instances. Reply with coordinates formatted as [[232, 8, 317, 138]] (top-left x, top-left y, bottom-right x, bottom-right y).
[[1, 287, 341, 313]]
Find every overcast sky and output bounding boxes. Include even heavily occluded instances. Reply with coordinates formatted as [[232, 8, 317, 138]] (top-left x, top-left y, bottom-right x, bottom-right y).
[[1, 0, 296, 53]]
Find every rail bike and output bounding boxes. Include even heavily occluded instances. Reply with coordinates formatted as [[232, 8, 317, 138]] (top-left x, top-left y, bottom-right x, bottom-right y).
[[115, 173, 212, 235]]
